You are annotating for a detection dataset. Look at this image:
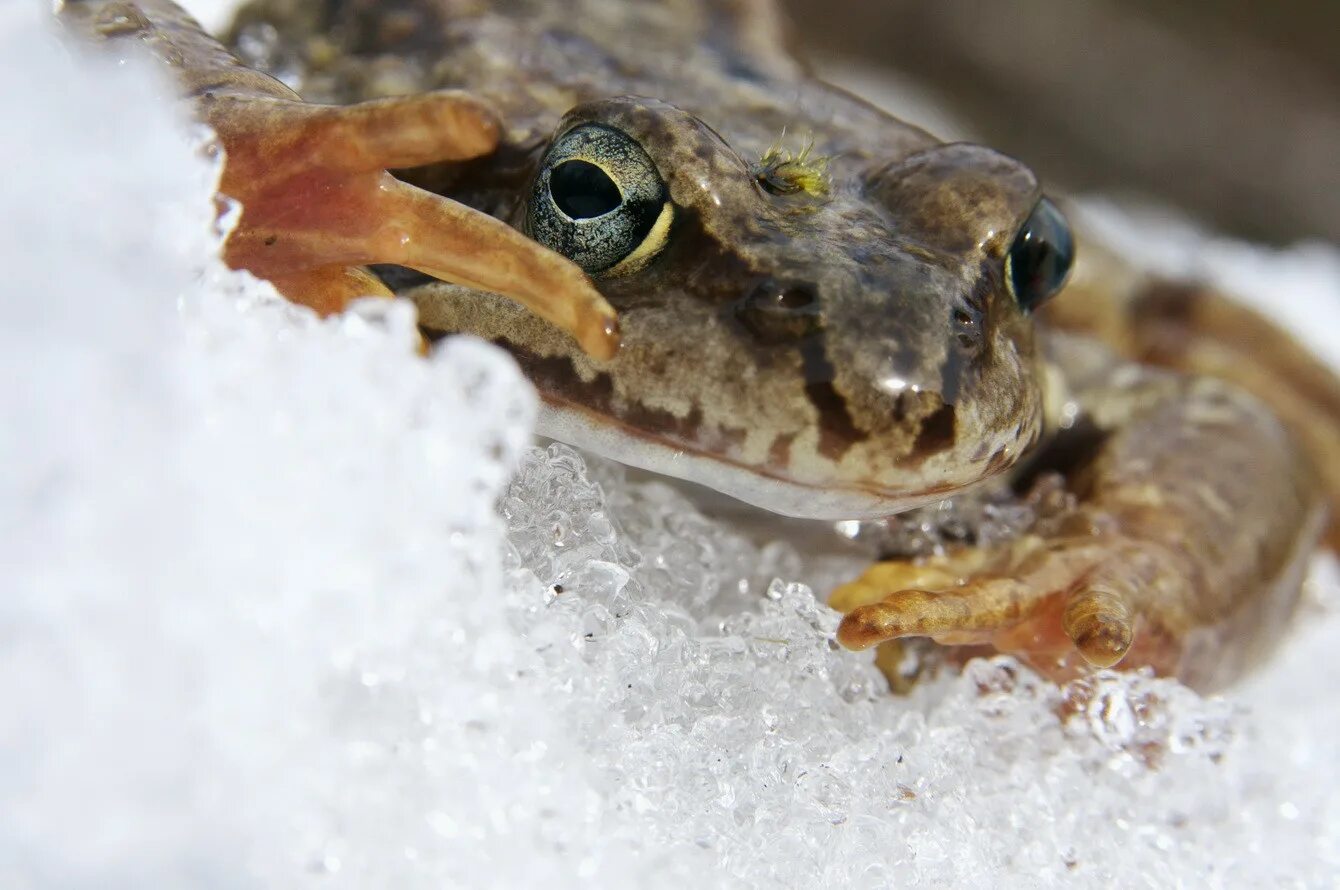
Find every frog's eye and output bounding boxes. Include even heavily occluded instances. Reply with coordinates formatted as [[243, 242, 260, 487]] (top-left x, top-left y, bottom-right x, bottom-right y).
[[1005, 197, 1075, 311], [528, 123, 673, 276]]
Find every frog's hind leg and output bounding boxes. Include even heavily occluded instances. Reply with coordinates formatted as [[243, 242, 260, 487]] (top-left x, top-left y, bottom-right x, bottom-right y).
[[1043, 236, 1340, 547], [832, 365, 1326, 691], [58, 0, 620, 359]]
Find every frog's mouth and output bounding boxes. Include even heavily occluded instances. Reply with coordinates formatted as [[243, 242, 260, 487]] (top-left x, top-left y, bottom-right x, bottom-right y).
[[537, 398, 962, 521]]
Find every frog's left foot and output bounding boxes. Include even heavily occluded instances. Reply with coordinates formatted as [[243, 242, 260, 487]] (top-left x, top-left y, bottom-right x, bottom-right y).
[[832, 531, 1158, 679], [833, 371, 1327, 691]]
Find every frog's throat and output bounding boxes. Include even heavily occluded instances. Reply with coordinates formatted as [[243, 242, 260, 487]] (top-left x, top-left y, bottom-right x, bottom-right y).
[[537, 400, 963, 520]]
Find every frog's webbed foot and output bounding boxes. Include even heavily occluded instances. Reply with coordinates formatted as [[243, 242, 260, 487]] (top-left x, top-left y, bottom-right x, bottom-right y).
[[60, 0, 620, 359], [832, 528, 1170, 680], [834, 371, 1326, 691]]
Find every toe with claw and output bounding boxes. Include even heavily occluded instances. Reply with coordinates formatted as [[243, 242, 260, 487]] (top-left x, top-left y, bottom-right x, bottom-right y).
[[831, 527, 1175, 683], [833, 373, 1325, 692]]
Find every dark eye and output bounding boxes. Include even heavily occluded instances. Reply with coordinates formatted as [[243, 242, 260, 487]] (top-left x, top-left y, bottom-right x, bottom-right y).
[[528, 123, 672, 276], [1005, 197, 1074, 311], [550, 160, 621, 219]]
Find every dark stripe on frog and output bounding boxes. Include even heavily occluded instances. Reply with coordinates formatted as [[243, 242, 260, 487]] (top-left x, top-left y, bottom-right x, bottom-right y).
[[768, 431, 797, 468], [911, 402, 956, 460], [890, 390, 957, 464], [799, 334, 867, 461], [421, 325, 746, 451]]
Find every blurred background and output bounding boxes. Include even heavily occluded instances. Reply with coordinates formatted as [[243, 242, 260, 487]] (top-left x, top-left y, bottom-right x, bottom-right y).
[[782, 0, 1340, 246]]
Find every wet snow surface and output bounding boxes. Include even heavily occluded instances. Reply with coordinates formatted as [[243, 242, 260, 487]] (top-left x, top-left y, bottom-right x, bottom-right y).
[[3, 4, 1338, 887]]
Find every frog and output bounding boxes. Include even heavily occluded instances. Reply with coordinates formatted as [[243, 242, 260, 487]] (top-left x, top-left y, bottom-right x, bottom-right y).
[[59, 0, 1340, 692]]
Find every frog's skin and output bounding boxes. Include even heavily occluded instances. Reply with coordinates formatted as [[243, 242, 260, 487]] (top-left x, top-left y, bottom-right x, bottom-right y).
[[61, 0, 1340, 691]]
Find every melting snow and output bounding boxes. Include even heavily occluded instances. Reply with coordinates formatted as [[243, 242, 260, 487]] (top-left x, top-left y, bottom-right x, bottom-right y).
[[3, 4, 1338, 886]]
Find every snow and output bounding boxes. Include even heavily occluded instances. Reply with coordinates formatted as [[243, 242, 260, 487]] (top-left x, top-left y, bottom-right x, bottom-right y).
[[3, 3, 1338, 887]]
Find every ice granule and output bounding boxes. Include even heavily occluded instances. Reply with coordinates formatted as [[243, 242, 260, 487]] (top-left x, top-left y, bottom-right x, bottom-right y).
[[500, 443, 1339, 887], [3, 3, 1339, 888]]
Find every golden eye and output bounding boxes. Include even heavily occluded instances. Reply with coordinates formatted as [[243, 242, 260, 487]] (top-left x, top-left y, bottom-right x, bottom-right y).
[[528, 123, 673, 276]]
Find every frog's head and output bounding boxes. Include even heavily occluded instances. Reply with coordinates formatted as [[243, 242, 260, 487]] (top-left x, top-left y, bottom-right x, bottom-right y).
[[419, 96, 1074, 519]]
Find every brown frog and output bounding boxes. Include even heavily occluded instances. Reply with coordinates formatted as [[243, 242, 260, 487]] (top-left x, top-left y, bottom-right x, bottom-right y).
[[60, 0, 1340, 691]]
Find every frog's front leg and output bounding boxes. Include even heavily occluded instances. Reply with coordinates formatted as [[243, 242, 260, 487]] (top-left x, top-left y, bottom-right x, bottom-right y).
[[58, 0, 619, 359], [832, 340, 1325, 691]]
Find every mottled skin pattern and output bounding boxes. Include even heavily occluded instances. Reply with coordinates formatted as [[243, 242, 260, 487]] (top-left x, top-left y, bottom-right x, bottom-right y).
[[59, 0, 1340, 690], [227, 0, 1047, 517]]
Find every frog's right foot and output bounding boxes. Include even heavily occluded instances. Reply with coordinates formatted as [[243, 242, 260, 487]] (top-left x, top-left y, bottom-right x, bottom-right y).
[[833, 373, 1324, 692], [60, 0, 620, 359], [205, 90, 621, 359], [829, 530, 1154, 682]]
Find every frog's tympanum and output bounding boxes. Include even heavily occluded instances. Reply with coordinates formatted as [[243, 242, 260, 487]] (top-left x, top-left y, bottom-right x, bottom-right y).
[[61, 0, 1340, 691]]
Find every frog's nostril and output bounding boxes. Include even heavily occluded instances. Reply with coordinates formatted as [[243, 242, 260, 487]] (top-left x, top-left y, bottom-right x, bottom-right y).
[[953, 306, 982, 351], [732, 279, 821, 344], [760, 281, 817, 310]]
